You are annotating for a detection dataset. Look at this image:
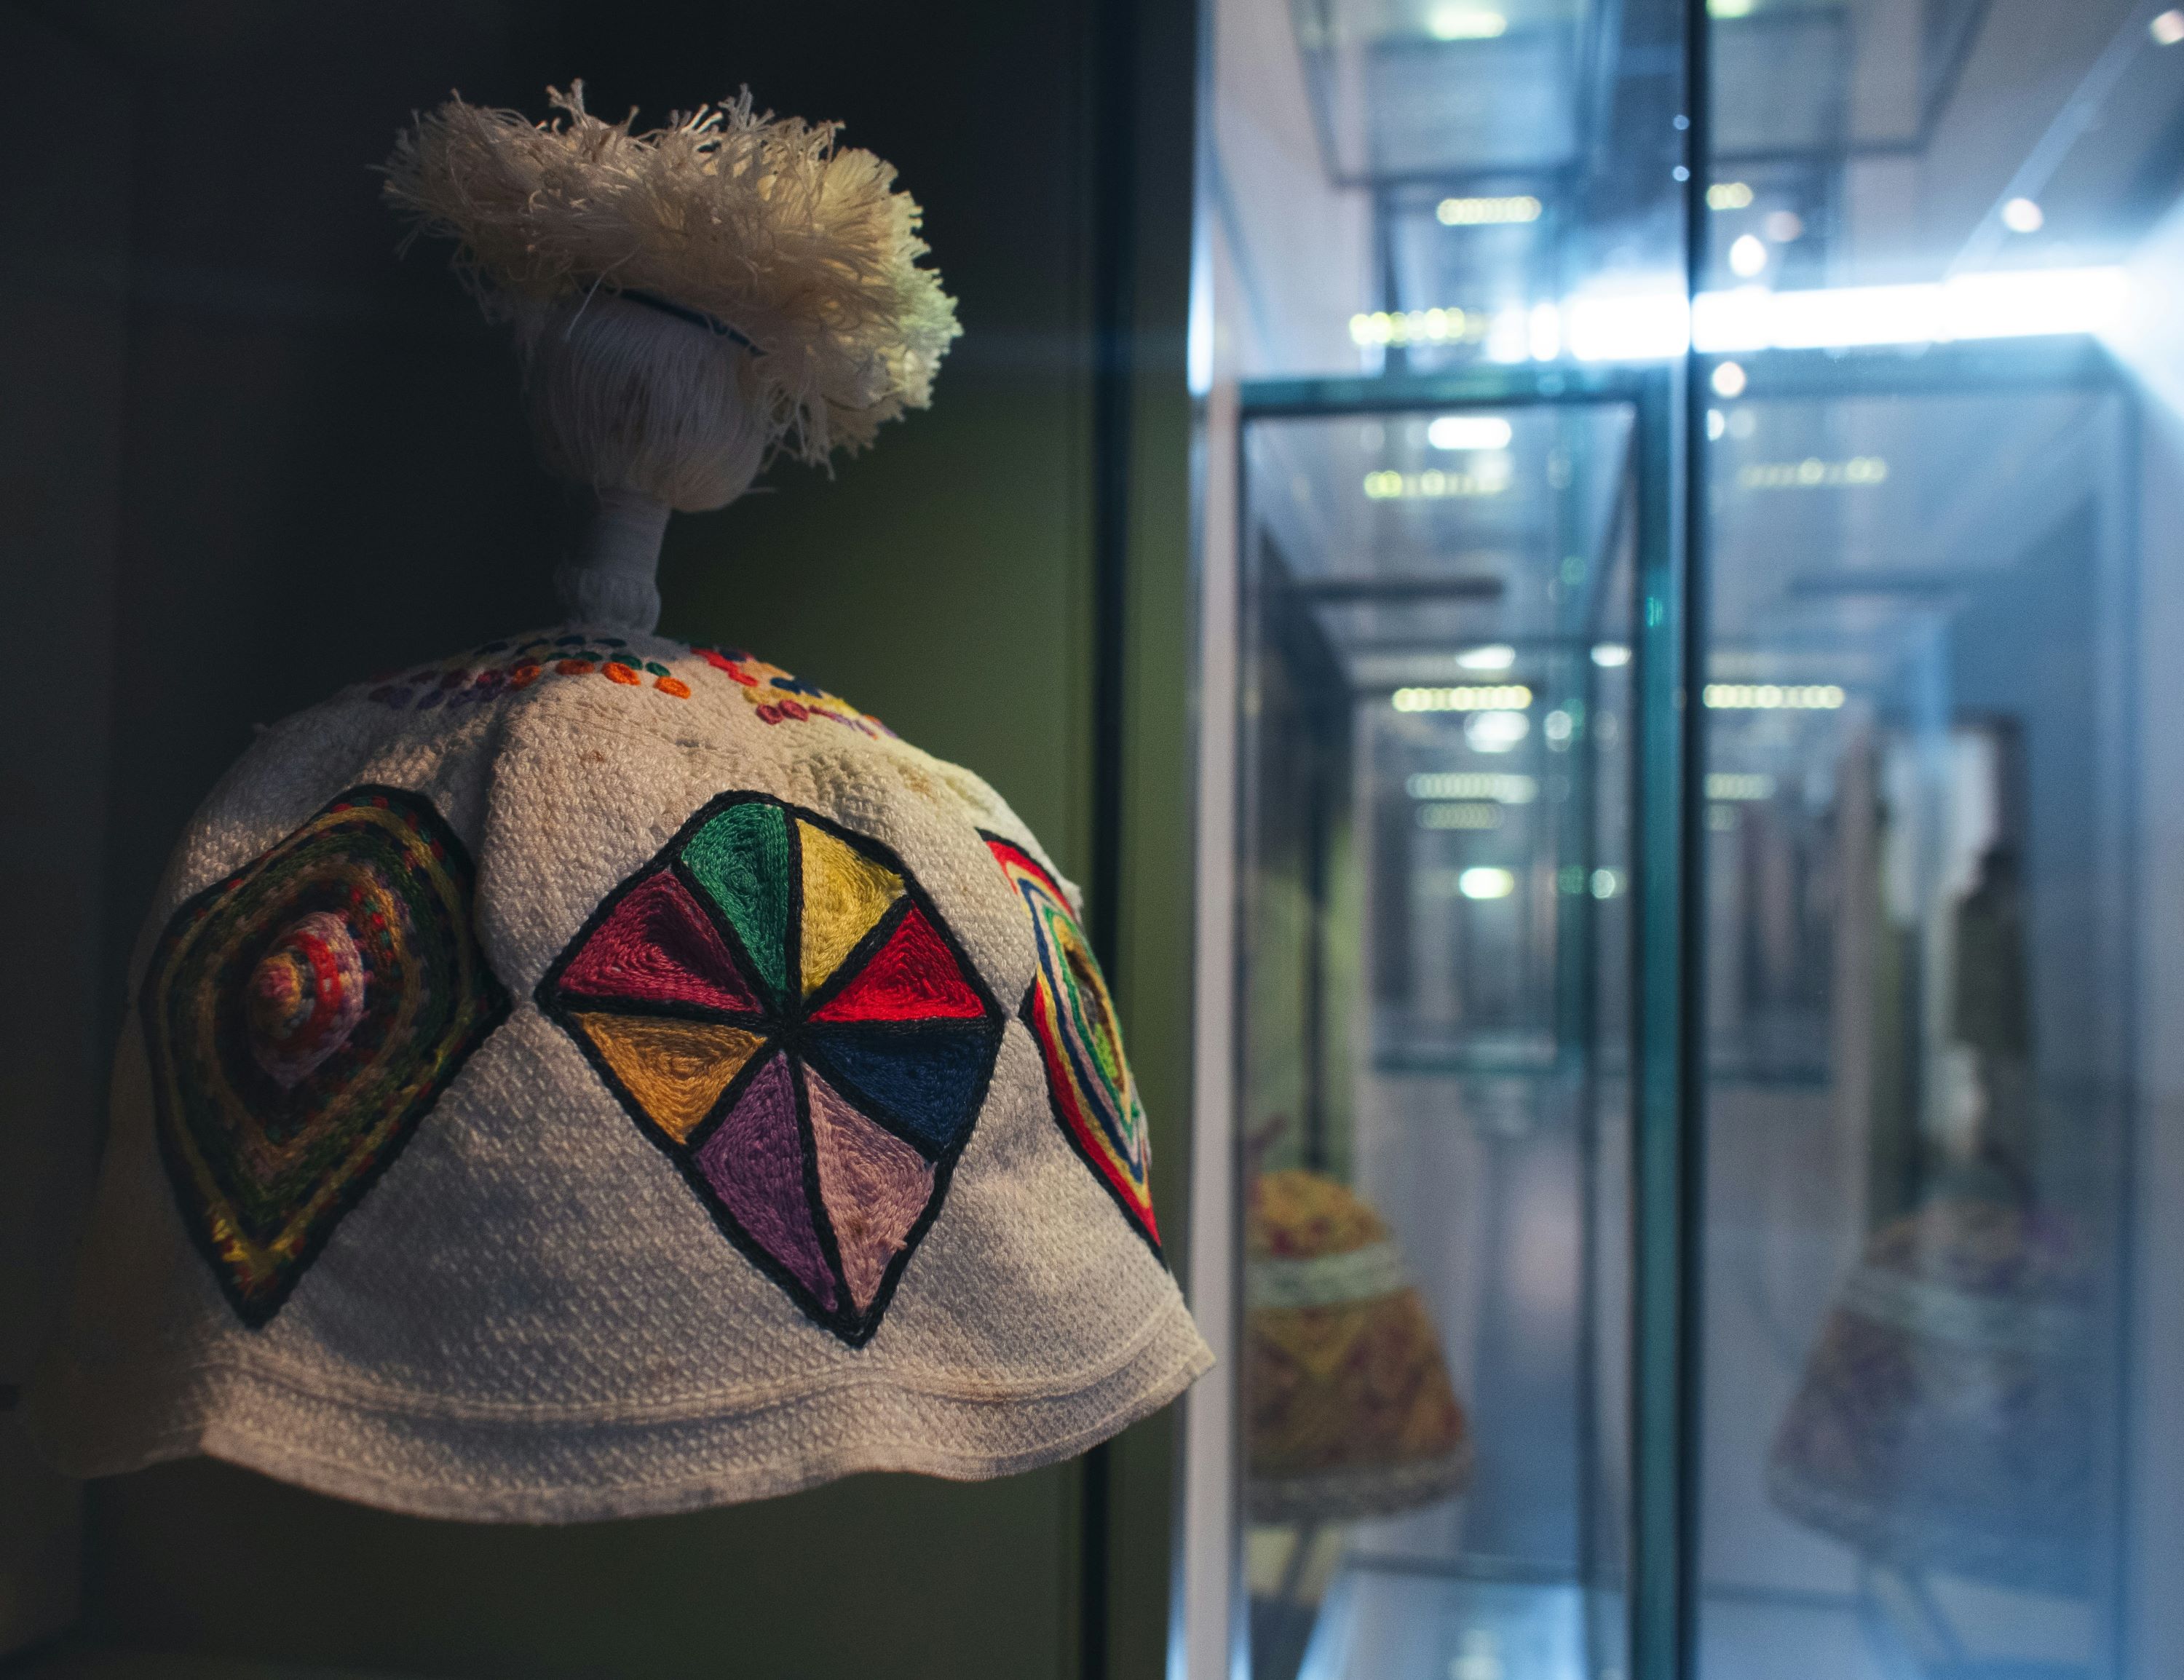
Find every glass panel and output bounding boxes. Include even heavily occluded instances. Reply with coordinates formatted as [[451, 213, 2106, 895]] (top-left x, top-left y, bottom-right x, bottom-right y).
[[1237, 400, 1638, 1680], [1201, 0, 2184, 1673], [1693, 0, 2184, 1670], [1202, 0, 1686, 1671], [1694, 362, 2143, 1680]]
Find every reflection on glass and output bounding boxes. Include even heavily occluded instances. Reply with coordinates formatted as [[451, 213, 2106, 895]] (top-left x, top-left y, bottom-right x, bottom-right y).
[[1687, 0, 2180, 1663], [1245, 1166, 1474, 1676], [1237, 405, 1637, 1680], [1698, 376, 2139, 1676], [1201, 0, 2184, 1670]]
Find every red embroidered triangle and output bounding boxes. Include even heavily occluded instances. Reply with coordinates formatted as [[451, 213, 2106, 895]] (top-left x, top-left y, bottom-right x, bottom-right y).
[[810, 905, 986, 1023], [558, 869, 764, 1015]]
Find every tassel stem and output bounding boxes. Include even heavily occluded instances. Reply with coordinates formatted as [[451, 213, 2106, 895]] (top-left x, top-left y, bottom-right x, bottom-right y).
[[555, 488, 669, 632]]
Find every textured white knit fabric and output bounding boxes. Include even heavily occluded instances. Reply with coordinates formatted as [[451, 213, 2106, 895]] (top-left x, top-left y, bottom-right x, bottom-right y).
[[28, 627, 1211, 1521]]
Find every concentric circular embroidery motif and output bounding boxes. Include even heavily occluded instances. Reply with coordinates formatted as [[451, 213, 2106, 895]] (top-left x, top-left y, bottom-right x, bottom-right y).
[[984, 836, 1160, 1255], [142, 787, 509, 1327], [538, 795, 1005, 1345]]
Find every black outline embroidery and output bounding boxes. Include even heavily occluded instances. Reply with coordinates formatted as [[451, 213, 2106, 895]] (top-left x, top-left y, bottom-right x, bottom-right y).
[[537, 792, 1005, 1347]]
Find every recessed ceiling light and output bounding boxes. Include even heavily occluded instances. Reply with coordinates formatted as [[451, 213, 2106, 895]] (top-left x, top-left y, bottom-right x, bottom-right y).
[[2001, 197, 2044, 234], [1428, 4, 1507, 39], [1428, 415, 1514, 450], [2153, 9, 2184, 43], [1458, 868, 1518, 900], [1701, 684, 1846, 710], [1436, 194, 1540, 225], [1392, 684, 1533, 713], [1464, 710, 1531, 753], [1711, 360, 1749, 398]]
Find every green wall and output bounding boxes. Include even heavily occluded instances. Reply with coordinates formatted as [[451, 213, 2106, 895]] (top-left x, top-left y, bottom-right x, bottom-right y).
[[1, 1, 1200, 1676]]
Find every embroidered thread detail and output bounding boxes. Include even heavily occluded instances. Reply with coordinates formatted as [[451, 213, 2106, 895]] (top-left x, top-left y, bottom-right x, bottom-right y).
[[141, 787, 510, 1327], [985, 836, 1161, 1255], [692, 646, 893, 737], [364, 635, 890, 733], [365, 633, 690, 710], [538, 793, 1003, 1344]]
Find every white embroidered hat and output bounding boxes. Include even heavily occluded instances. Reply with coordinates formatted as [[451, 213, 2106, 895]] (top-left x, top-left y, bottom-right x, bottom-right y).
[[25, 87, 1209, 1521]]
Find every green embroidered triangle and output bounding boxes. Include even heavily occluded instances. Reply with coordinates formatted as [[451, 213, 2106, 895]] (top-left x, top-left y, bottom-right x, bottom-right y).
[[681, 800, 792, 1000]]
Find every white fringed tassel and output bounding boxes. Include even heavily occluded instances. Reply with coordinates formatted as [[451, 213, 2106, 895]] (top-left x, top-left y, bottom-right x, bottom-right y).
[[556, 488, 671, 632]]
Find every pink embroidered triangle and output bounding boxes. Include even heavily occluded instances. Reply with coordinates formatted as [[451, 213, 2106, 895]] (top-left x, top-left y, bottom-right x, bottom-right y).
[[806, 1063, 935, 1312]]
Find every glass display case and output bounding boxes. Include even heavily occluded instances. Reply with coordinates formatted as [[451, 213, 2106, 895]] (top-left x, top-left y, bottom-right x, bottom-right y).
[[1230, 382, 1650, 1680], [1181, 0, 2184, 1676]]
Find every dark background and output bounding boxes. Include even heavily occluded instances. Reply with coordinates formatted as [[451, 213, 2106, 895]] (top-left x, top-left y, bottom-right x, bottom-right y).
[[0, 2, 1200, 1676]]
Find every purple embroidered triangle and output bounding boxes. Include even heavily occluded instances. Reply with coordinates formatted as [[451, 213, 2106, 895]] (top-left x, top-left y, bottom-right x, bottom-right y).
[[692, 1052, 838, 1312]]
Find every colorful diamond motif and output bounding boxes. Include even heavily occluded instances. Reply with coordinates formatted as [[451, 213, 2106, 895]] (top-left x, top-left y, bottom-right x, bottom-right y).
[[539, 794, 1005, 1344], [141, 786, 510, 1327], [986, 836, 1160, 1255]]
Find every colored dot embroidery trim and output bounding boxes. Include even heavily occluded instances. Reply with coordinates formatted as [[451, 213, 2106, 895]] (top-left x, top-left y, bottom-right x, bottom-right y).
[[692, 647, 893, 737], [363, 637, 890, 732]]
